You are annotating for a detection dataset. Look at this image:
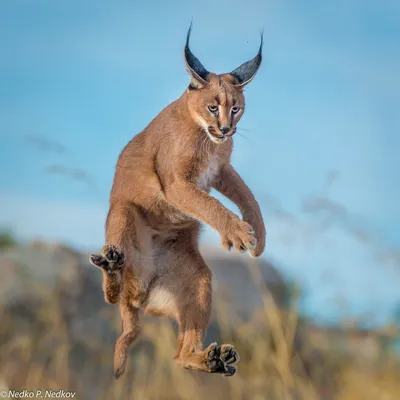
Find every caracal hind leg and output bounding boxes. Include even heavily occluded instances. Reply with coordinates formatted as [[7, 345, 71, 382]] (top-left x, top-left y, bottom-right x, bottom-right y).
[[90, 202, 152, 304], [176, 264, 238, 377], [114, 298, 140, 379], [149, 231, 240, 376]]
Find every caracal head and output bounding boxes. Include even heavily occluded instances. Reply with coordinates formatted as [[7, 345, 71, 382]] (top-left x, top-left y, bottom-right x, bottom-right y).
[[184, 24, 263, 144]]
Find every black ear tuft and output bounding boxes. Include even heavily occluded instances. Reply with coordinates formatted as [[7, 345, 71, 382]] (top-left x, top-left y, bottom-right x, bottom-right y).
[[230, 32, 263, 87], [184, 22, 209, 84]]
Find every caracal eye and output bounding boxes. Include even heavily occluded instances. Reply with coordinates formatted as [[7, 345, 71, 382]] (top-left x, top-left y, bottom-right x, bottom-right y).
[[231, 106, 240, 114], [208, 105, 218, 113]]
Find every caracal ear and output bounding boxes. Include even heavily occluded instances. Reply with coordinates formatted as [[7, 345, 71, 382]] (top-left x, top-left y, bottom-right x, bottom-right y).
[[184, 23, 209, 89], [230, 32, 263, 88]]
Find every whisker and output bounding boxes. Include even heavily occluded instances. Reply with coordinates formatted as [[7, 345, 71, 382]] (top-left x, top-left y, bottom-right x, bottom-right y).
[[200, 131, 208, 155], [206, 133, 212, 156], [202, 135, 208, 155], [236, 130, 255, 146], [200, 134, 205, 154], [237, 126, 255, 133]]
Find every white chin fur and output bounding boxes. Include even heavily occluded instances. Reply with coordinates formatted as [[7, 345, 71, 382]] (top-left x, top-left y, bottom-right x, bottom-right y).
[[195, 115, 227, 144], [205, 128, 227, 144]]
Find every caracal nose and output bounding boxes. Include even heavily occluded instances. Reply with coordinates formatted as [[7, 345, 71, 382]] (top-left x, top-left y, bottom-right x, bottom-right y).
[[219, 126, 230, 135]]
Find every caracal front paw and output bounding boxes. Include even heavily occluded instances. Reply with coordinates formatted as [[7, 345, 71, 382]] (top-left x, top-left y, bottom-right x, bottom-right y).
[[221, 218, 257, 254], [247, 223, 266, 258]]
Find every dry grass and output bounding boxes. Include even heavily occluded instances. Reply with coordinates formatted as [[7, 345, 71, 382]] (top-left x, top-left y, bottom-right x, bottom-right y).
[[0, 256, 399, 400]]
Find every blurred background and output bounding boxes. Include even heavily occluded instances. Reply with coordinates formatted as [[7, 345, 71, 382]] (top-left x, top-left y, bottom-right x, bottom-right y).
[[1, 0, 399, 399]]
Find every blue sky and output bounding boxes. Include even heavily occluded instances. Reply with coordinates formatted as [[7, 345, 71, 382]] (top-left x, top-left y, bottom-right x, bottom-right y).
[[1, 0, 400, 327]]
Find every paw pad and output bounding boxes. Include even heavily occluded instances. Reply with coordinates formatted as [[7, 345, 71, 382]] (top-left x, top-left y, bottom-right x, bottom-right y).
[[89, 245, 125, 275], [219, 344, 240, 365], [205, 343, 239, 377]]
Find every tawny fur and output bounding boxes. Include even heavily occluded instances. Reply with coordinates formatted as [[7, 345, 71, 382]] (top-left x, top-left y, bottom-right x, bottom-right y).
[[90, 30, 266, 378]]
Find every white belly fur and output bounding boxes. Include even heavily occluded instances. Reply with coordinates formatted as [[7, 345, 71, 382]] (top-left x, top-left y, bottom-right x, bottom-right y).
[[198, 154, 220, 190], [146, 286, 177, 317]]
